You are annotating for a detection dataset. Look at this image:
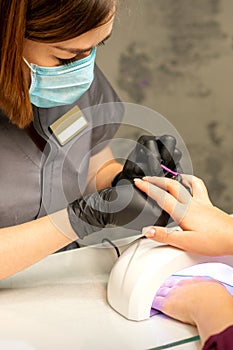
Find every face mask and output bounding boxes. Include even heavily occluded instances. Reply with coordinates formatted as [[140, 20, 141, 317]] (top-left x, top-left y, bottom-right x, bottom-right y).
[[23, 47, 96, 108]]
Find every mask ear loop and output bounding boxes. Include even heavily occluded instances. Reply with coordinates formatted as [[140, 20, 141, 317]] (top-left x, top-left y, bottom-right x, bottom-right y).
[[23, 57, 36, 73]]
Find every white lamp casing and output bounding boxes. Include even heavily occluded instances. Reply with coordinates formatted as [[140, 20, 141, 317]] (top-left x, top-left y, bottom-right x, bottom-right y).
[[107, 238, 233, 321]]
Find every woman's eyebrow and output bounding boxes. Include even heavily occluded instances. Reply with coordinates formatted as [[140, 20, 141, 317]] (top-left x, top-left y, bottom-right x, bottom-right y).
[[51, 31, 112, 55]]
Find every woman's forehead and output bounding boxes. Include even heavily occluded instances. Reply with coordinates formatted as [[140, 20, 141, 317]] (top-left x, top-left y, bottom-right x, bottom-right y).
[[48, 17, 114, 51]]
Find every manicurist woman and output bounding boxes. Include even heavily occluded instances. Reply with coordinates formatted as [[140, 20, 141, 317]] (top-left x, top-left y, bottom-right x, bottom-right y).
[[0, 0, 180, 279]]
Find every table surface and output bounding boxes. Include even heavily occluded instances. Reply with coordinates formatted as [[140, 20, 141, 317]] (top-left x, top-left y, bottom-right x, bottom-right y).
[[0, 237, 204, 350]]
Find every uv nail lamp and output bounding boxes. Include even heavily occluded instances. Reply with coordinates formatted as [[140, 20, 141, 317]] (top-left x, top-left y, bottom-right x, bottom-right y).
[[107, 238, 233, 321]]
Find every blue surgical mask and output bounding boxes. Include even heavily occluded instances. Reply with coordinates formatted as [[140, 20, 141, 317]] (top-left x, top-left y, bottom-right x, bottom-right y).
[[23, 47, 96, 108]]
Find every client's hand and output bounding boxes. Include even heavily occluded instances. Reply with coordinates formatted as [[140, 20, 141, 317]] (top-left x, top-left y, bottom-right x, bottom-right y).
[[153, 277, 233, 345], [134, 175, 233, 255]]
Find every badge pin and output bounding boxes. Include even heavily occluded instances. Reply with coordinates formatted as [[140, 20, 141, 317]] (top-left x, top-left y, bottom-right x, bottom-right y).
[[50, 106, 88, 146]]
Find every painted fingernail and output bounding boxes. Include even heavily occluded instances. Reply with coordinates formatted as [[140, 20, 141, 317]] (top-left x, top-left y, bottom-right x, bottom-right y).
[[146, 228, 156, 238], [142, 226, 153, 235], [133, 178, 143, 183]]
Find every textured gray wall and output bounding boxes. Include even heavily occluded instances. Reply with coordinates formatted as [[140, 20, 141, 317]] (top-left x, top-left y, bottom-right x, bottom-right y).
[[97, 0, 233, 212]]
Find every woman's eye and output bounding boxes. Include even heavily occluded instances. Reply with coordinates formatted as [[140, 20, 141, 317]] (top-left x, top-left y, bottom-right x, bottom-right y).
[[56, 53, 88, 65], [56, 56, 78, 66], [56, 43, 105, 66], [98, 40, 106, 47]]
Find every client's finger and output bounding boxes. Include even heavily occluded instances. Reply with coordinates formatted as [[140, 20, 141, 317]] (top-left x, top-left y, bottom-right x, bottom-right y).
[[144, 226, 219, 255], [134, 179, 181, 218], [181, 175, 211, 203], [138, 177, 191, 204]]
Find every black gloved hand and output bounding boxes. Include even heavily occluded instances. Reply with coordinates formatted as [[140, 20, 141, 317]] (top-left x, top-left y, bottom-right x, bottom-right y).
[[67, 183, 169, 240], [112, 135, 182, 186]]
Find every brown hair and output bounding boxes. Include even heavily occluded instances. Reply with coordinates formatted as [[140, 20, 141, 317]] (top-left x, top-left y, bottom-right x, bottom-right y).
[[0, 0, 116, 128]]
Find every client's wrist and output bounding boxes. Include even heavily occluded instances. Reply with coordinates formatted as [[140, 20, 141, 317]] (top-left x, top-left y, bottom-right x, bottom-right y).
[[191, 282, 233, 345]]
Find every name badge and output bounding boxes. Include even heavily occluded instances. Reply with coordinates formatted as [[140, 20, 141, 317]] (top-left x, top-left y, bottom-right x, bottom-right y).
[[49, 106, 88, 146]]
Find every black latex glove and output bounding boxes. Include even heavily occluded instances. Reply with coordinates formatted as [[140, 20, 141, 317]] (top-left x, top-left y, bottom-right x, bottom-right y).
[[68, 183, 169, 240], [112, 135, 182, 186]]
